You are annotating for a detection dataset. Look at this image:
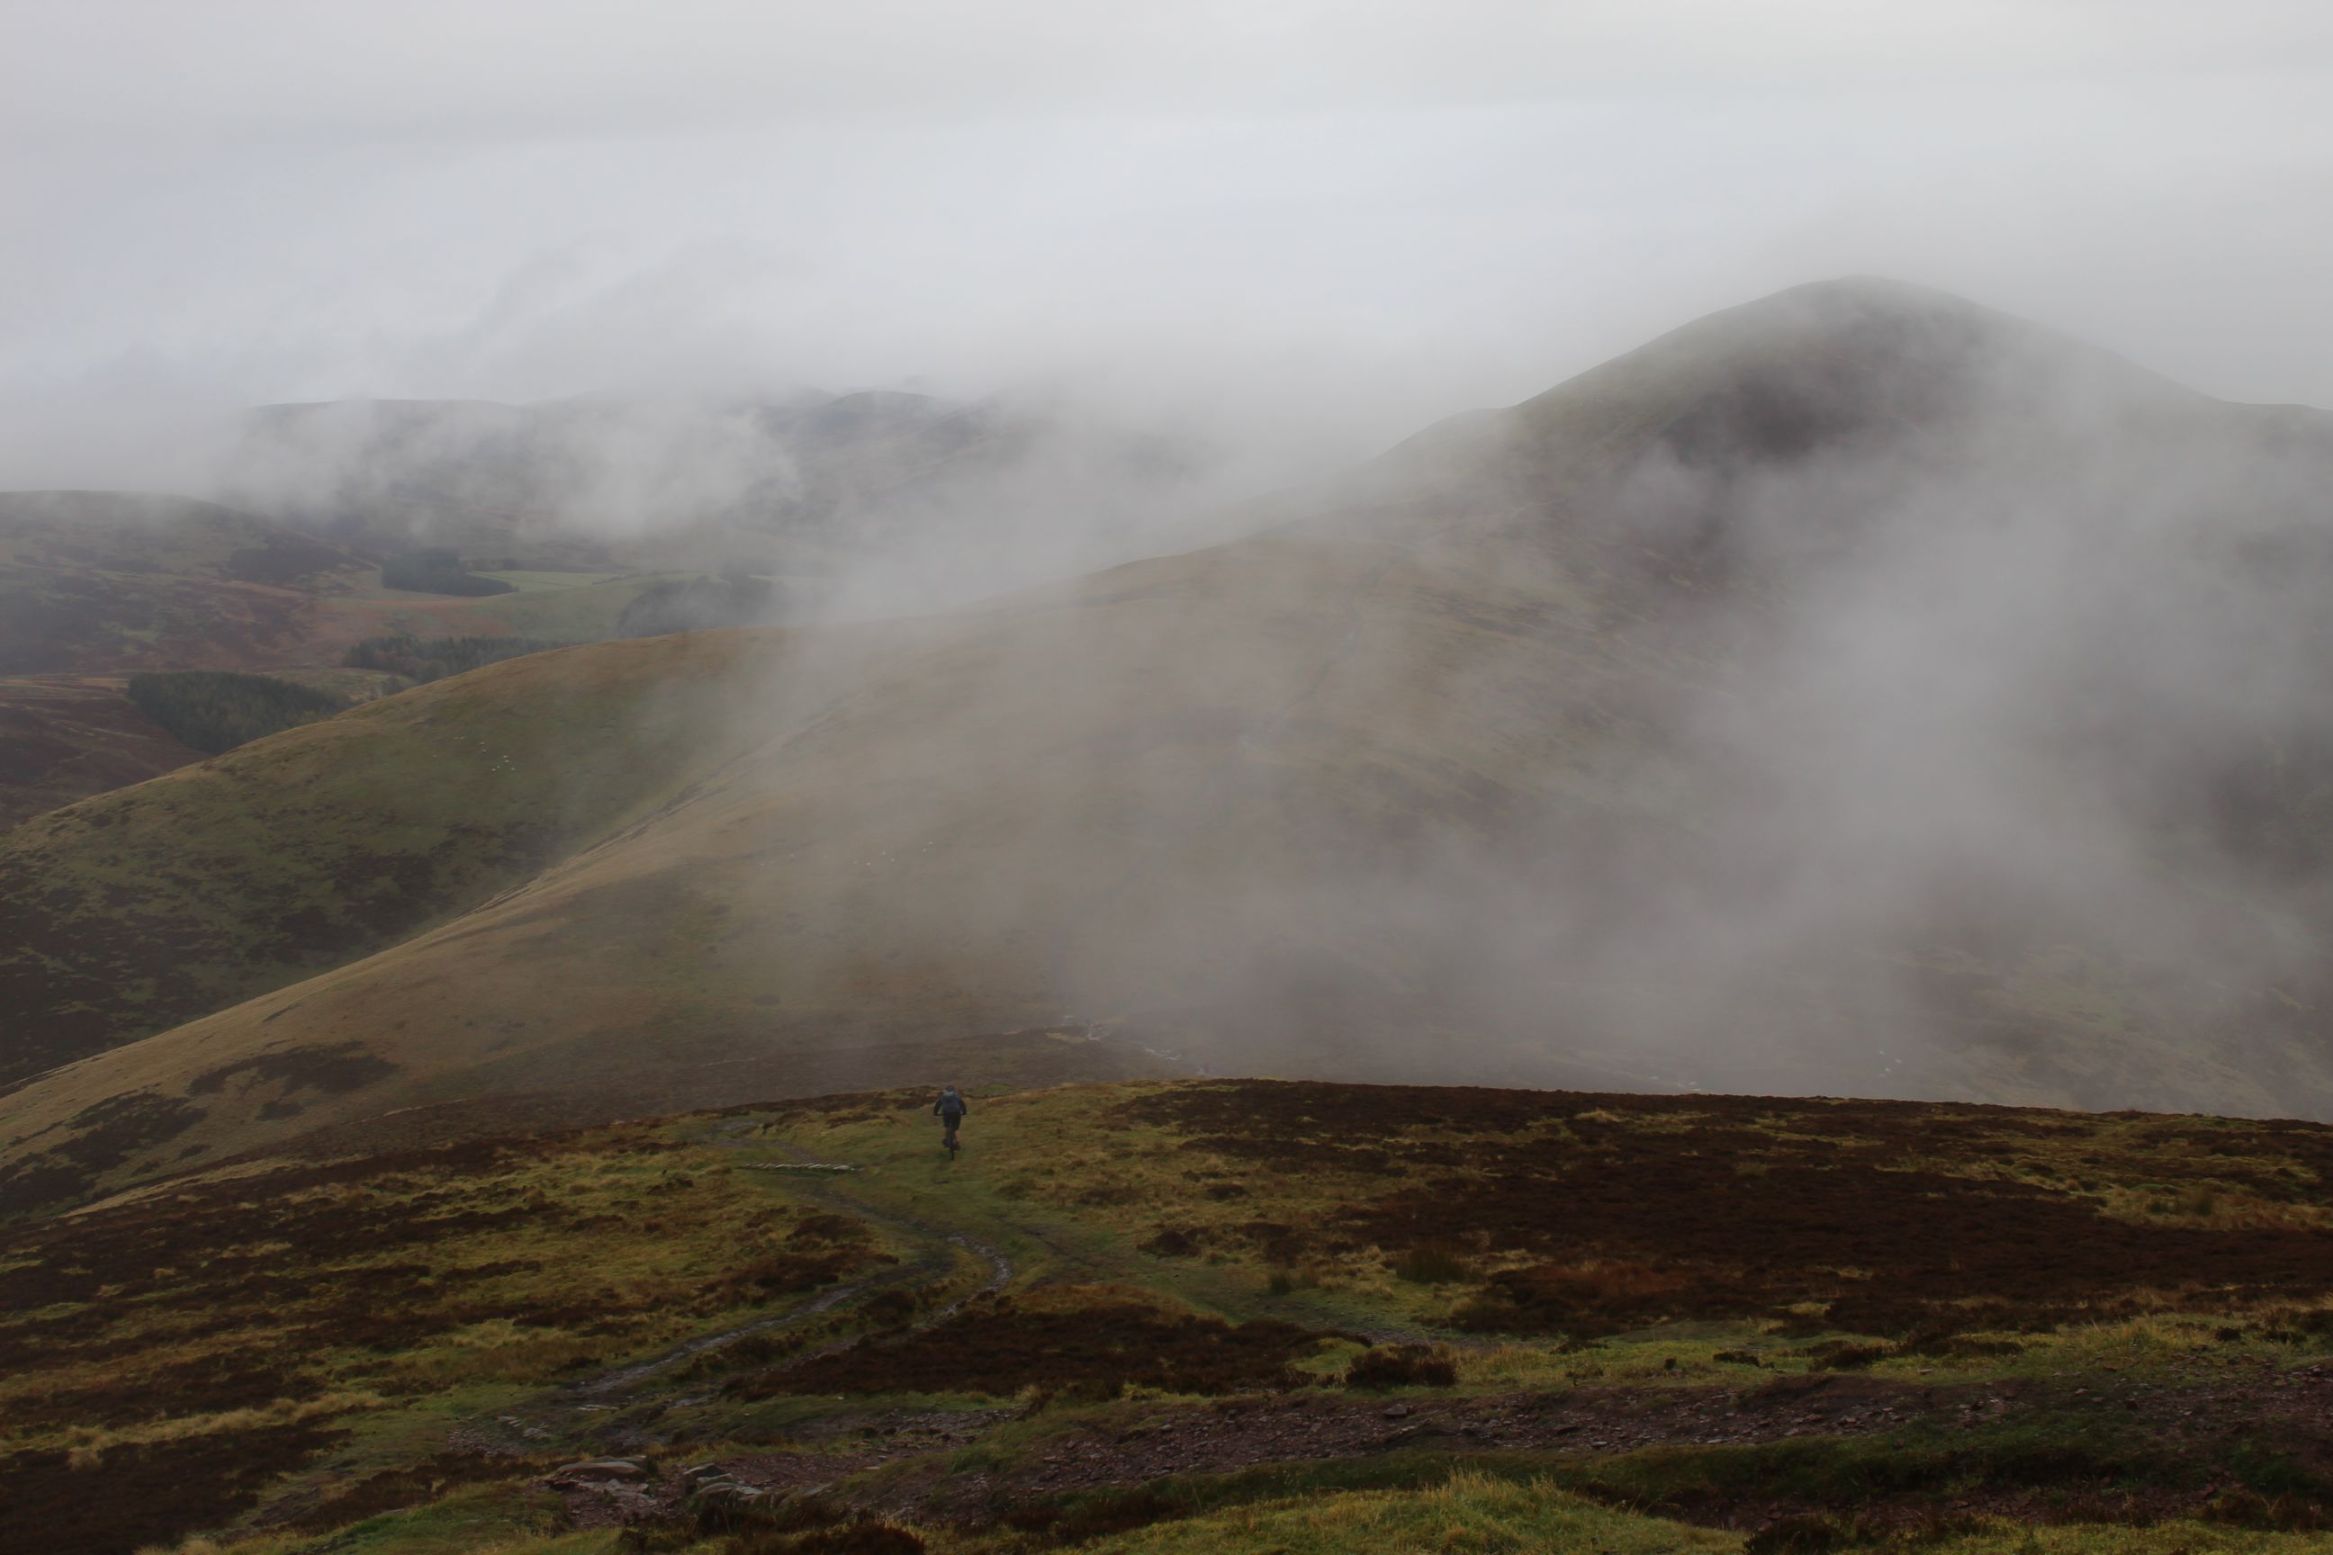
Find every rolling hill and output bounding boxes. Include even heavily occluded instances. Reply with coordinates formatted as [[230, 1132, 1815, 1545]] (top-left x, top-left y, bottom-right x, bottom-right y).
[[11, 278, 2333, 1213], [0, 389, 1225, 832], [0, 676, 203, 831], [224, 388, 1217, 615], [0, 492, 375, 826], [0, 491, 370, 676]]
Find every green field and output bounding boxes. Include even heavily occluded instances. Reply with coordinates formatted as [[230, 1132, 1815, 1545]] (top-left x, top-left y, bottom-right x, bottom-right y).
[[472, 571, 628, 593], [362, 572, 681, 642]]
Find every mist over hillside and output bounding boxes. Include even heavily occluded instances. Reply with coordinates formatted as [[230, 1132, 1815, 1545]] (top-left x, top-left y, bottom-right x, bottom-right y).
[[1293, 278, 2333, 1103], [0, 388, 1275, 828], [16, 8, 2333, 1554], [218, 389, 1259, 620], [12, 279, 2333, 1215]]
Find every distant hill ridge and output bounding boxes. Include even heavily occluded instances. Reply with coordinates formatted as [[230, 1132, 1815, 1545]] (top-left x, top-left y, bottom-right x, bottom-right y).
[[10, 278, 2333, 1216]]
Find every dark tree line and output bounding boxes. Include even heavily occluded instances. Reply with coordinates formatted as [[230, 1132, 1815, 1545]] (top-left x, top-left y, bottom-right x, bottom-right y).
[[126, 671, 347, 755], [341, 633, 560, 684], [616, 571, 790, 637], [379, 548, 515, 596]]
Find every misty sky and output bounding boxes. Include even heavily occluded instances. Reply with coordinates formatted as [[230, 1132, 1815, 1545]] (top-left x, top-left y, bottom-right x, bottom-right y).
[[4, 1, 2331, 485]]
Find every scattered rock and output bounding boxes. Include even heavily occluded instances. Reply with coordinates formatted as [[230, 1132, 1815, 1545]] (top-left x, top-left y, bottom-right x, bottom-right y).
[[691, 1480, 774, 1532], [696, 1481, 765, 1505]]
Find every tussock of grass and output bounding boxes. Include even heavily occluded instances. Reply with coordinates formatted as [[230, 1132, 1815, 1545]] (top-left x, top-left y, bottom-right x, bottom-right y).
[[59, 1390, 388, 1465], [1391, 1244, 1474, 1284]]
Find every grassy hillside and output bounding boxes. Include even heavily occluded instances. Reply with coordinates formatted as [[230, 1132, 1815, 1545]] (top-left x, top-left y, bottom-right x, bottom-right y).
[[0, 629, 784, 1101], [0, 499, 691, 830], [0, 529, 1738, 1209], [0, 492, 369, 675], [0, 676, 202, 831], [17, 283, 2333, 1214], [14, 1077, 2333, 1554]]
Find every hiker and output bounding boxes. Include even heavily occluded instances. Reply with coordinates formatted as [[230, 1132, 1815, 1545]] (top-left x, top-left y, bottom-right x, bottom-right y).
[[933, 1085, 968, 1152]]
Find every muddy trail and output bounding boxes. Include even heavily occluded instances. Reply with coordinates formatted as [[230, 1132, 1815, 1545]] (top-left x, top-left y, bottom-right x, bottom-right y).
[[480, 1138, 1017, 1452]]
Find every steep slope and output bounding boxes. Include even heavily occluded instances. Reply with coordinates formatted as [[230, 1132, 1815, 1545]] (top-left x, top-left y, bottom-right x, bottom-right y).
[[12, 279, 2333, 1211], [0, 533, 1680, 1205], [0, 629, 788, 1095]]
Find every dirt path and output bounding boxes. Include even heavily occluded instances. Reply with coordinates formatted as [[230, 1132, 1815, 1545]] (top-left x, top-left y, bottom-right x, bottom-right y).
[[498, 1128, 2333, 1535], [555, 1143, 1017, 1410]]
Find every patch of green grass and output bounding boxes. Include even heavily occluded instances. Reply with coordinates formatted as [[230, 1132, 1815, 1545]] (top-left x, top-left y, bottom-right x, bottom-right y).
[[437, 574, 680, 640], [1036, 1469, 1739, 1554], [140, 1482, 615, 1555], [471, 572, 625, 594]]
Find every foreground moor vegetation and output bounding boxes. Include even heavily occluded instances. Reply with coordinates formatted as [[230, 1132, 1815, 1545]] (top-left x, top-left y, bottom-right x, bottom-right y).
[[13, 1076, 2333, 1554]]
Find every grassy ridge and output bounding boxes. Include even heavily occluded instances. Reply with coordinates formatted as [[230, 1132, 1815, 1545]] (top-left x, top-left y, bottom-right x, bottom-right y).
[[0, 630, 778, 1098]]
